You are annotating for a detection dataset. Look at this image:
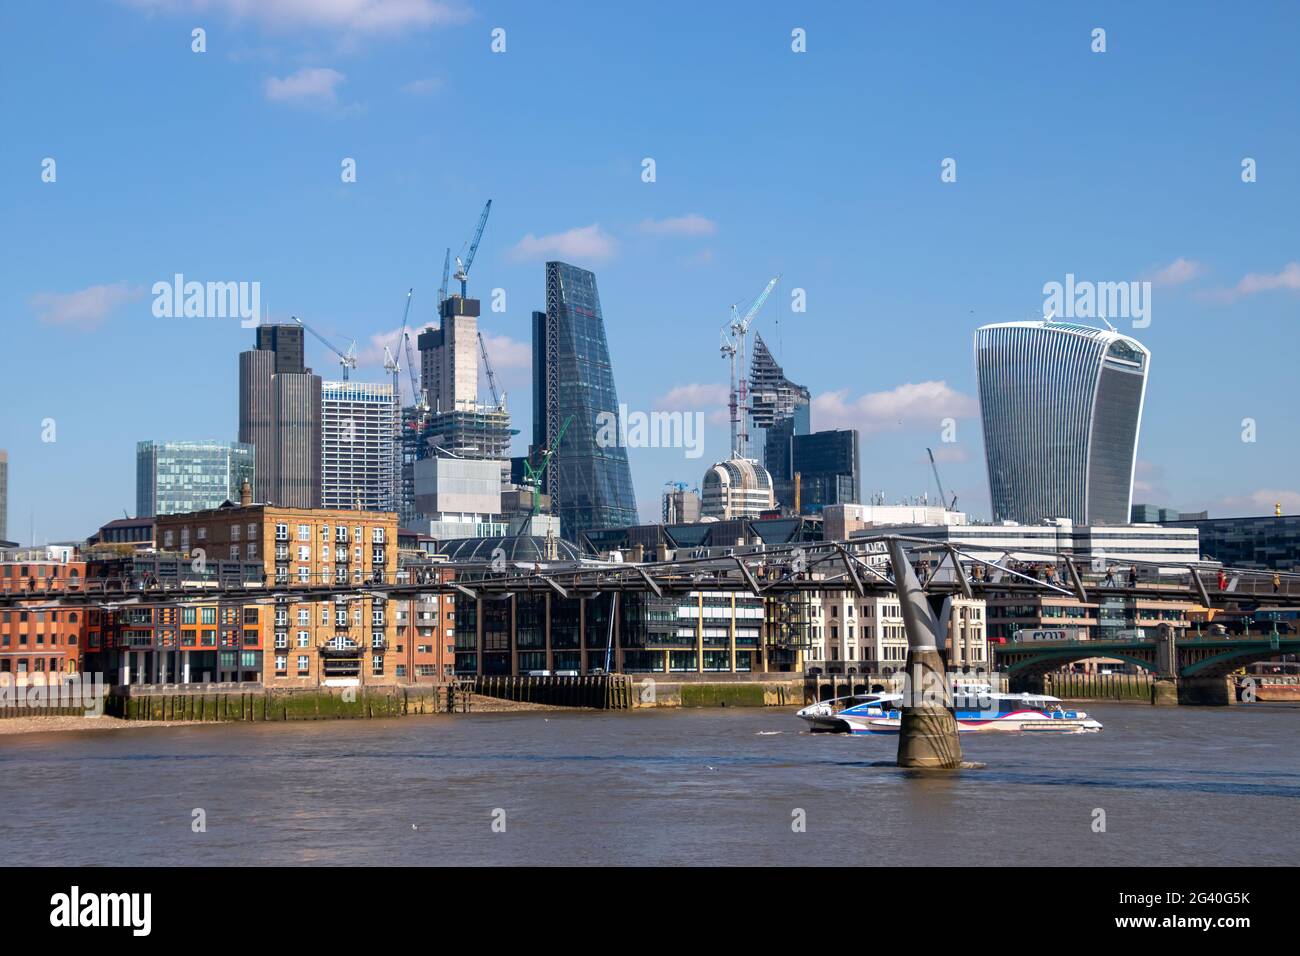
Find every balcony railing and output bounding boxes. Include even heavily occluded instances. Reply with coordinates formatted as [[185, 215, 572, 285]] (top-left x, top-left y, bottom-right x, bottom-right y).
[[319, 643, 361, 658]]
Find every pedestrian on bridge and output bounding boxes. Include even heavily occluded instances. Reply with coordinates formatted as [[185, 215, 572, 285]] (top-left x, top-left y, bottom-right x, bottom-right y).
[[1218, 569, 1228, 591], [1274, 572, 1282, 593], [1127, 567, 1138, 588], [1104, 567, 1116, 587]]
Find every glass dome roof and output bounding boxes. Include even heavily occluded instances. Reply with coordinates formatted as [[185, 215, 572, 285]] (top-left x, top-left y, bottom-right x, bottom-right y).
[[439, 535, 587, 564]]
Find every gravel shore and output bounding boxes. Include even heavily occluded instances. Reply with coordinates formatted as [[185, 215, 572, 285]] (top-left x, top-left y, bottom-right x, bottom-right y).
[[0, 716, 201, 736]]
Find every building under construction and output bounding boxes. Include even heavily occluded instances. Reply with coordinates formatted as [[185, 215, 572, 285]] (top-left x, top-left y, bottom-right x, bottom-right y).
[[423, 402, 512, 460]]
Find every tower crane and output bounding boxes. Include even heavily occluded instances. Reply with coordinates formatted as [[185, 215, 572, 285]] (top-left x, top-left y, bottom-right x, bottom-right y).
[[438, 248, 450, 307], [453, 200, 492, 299], [511, 413, 573, 535], [403, 330, 424, 411], [293, 315, 357, 380], [477, 331, 504, 410], [720, 274, 780, 459], [386, 288, 414, 402], [926, 447, 958, 510]]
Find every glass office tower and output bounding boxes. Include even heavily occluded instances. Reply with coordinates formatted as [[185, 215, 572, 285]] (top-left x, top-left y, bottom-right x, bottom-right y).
[[791, 429, 860, 512], [136, 441, 256, 517], [749, 333, 811, 511], [975, 320, 1150, 526], [532, 262, 638, 539]]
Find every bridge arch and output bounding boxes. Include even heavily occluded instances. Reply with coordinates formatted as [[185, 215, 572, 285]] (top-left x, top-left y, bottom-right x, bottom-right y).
[[1180, 646, 1294, 677], [997, 646, 1157, 679]]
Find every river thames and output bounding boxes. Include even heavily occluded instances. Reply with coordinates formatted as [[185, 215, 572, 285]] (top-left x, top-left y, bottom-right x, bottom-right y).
[[2, 703, 1296, 866]]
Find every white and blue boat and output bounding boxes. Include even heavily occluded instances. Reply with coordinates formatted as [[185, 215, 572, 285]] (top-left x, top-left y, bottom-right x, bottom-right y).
[[797, 686, 1102, 735]]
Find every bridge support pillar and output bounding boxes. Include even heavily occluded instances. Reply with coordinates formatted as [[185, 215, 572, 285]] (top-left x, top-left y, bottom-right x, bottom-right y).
[[887, 539, 963, 769], [1176, 676, 1236, 706], [1150, 678, 1178, 706]]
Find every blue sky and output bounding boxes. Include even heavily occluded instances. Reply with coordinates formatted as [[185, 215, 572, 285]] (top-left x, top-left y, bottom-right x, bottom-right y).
[[2, 0, 1298, 543]]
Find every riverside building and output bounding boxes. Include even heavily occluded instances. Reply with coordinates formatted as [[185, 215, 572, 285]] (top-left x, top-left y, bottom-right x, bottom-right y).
[[148, 485, 399, 686]]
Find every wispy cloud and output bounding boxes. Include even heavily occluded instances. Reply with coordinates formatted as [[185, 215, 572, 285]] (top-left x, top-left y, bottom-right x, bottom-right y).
[[265, 67, 346, 107], [401, 77, 442, 96], [923, 445, 969, 465], [354, 327, 402, 368], [1132, 459, 1165, 498], [29, 281, 144, 330], [813, 381, 978, 436], [509, 224, 617, 262], [638, 213, 717, 237], [478, 332, 530, 369], [655, 383, 730, 425], [1212, 488, 1300, 516], [1199, 261, 1300, 303], [123, 0, 472, 35], [1146, 257, 1203, 287]]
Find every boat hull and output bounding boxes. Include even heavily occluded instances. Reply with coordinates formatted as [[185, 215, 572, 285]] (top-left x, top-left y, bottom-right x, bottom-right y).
[[837, 711, 1103, 735]]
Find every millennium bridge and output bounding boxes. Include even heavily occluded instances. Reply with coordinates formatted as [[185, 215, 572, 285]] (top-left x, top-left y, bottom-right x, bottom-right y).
[[6, 535, 1297, 767]]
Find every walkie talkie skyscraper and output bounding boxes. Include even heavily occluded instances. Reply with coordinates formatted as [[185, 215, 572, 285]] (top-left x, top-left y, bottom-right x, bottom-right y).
[[975, 320, 1150, 526]]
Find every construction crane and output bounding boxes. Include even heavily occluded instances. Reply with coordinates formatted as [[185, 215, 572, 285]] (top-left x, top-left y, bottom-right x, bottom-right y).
[[477, 331, 504, 410], [293, 315, 357, 380], [511, 413, 573, 535], [383, 288, 414, 402], [403, 330, 424, 411], [926, 447, 958, 510], [453, 200, 492, 299], [720, 274, 780, 459], [438, 248, 450, 307]]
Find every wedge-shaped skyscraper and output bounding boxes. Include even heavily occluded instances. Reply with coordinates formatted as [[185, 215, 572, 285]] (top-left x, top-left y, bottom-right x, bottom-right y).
[[975, 320, 1149, 526], [532, 262, 638, 538]]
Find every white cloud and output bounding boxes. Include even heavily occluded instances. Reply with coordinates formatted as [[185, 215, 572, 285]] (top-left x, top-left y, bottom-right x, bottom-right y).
[[265, 67, 346, 107], [638, 213, 717, 237], [29, 282, 143, 329], [812, 381, 978, 436], [1200, 261, 1300, 303], [509, 224, 617, 263], [1213, 489, 1300, 516], [354, 327, 402, 368], [123, 0, 471, 35], [1146, 257, 1203, 286], [1232, 262, 1300, 295], [655, 383, 730, 425], [478, 332, 530, 369], [401, 77, 442, 96], [925, 445, 969, 465]]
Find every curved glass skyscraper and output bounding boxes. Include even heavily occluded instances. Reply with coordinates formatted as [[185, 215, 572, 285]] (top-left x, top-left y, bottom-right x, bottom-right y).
[[975, 321, 1150, 526], [532, 262, 638, 539]]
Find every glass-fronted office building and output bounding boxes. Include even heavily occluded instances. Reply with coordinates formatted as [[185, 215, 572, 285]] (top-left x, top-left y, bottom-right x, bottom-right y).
[[321, 380, 398, 512], [749, 333, 811, 510], [136, 441, 256, 517], [532, 262, 638, 539], [791, 429, 860, 512], [975, 321, 1149, 525]]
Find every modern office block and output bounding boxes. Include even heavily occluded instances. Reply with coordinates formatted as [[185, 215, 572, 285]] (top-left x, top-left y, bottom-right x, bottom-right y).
[[701, 458, 775, 520], [975, 320, 1149, 525], [321, 380, 398, 512], [136, 440, 256, 517], [791, 429, 860, 512], [749, 333, 811, 509], [239, 325, 322, 508], [0, 449, 7, 543], [532, 263, 638, 538]]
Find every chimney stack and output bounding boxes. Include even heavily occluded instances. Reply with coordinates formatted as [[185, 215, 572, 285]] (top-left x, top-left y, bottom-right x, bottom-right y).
[[240, 479, 253, 508]]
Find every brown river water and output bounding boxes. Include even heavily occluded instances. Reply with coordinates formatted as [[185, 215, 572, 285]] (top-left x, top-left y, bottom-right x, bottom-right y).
[[1, 703, 1296, 866]]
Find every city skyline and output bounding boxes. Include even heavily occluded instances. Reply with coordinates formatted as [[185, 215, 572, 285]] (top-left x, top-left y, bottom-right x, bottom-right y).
[[5, 2, 1299, 543]]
